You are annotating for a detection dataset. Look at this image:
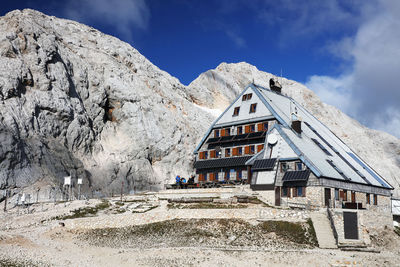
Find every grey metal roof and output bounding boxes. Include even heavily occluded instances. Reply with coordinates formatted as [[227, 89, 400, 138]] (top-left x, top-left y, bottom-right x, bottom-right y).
[[254, 85, 392, 189]]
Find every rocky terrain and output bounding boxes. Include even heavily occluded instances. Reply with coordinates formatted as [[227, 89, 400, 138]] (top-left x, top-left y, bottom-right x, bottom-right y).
[[0, 9, 399, 200]]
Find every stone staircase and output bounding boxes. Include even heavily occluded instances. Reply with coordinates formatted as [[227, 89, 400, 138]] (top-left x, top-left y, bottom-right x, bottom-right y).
[[310, 209, 338, 249]]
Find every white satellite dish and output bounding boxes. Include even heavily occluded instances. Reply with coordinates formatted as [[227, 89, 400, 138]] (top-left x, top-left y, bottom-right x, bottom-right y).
[[267, 134, 278, 145]]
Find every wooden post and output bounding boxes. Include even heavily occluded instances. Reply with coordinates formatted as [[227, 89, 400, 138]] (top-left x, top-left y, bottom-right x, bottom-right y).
[[247, 166, 252, 184], [3, 190, 7, 212], [120, 181, 124, 202]]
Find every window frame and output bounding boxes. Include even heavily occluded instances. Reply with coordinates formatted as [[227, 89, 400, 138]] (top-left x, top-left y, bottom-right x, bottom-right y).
[[225, 148, 231, 157], [249, 103, 257, 113], [233, 107, 240, 117]]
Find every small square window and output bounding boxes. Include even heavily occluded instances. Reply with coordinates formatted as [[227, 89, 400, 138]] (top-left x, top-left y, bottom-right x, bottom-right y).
[[247, 93, 252, 100], [296, 162, 303, 171], [250, 103, 257, 113], [281, 162, 289, 172], [225, 128, 231, 136], [238, 147, 243, 155], [263, 122, 268, 131], [242, 94, 247, 101], [233, 107, 240, 116], [250, 124, 255, 132], [237, 126, 243, 135]]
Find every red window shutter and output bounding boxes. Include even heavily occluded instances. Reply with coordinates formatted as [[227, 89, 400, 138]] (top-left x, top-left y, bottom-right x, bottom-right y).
[[245, 125, 250, 133], [245, 146, 250, 154], [257, 123, 263, 132], [199, 174, 204, 181], [210, 150, 216, 158], [220, 129, 225, 137], [232, 148, 238, 156], [257, 144, 264, 152]]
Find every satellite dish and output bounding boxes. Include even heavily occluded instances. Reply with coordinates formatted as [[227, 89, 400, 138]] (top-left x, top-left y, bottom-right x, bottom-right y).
[[215, 146, 222, 153], [267, 134, 278, 145]]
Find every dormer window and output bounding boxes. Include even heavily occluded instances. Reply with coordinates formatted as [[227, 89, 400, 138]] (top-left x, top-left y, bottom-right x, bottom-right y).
[[233, 107, 240, 116], [250, 103, 257, 113]]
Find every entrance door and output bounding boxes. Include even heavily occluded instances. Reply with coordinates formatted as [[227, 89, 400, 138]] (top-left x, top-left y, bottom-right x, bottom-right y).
[[343, 212, 358, 239], [275, 187, 281, 206], [324, 188, 331, 207]]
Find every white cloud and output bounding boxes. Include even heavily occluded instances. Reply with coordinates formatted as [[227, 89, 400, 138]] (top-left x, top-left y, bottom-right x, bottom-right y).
[[306, 0, 400, 138], [63, 0, 150, 41]]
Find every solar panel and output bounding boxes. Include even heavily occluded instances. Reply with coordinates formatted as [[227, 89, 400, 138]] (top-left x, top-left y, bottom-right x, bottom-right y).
[[206, 137, 221, 144], [194, 156, 253, 169], [311, 138, 333, 156], [252, 158, 277, 171], [233, 133, 249, 140], [282, 170, 310, 182], [326, 159, 350, 180], [219, 136, 234, 142], [248, 131, 264, 139], [348, 152, 389, 188]]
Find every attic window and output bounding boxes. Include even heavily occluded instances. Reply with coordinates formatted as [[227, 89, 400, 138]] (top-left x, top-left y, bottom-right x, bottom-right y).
[[233, 107, 240, 117], [242, 93, 253, 101], [326, 159, 350, 180], [249, 103, 257, 113], [311, 138, 333, 156]]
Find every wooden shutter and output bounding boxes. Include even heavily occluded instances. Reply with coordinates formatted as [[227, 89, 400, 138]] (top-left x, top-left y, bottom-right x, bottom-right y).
[[199, 152, 204, 159], [257, 123, 263, 132], [339, 190, 344, 200], [220, 129, 226, 137], [198, 174, 204, 181], [232, 147, 238, 156], [245, 125, 250, 133], [210, 150, 216, 158], [257, 144, 264, 152], [244, 146, 250, 154]]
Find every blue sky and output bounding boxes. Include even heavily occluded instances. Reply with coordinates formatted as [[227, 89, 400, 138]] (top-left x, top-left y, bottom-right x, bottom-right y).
[[1, 0, 400, 138]]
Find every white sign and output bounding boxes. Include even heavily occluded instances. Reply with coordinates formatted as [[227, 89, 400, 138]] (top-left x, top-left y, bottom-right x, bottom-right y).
[[21, 193, 26, 202], [64, 176, 71, 185], [77, 178, 83, 185]]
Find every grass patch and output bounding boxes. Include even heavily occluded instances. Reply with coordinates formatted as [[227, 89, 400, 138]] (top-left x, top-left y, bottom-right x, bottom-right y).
[[53, 200, 111, 220], [260, 220, 318, 245], [394, 226, 400, 237], [79, 218, 317, 249], [167, 203, 248, 209]]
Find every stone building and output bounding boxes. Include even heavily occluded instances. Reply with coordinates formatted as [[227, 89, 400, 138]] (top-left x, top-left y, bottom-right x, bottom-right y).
[[194, 82, 393, 212]]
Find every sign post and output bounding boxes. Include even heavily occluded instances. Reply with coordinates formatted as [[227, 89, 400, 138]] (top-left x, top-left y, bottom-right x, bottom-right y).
[[77, 178, 83, 200], [64, 176, 71, 201]]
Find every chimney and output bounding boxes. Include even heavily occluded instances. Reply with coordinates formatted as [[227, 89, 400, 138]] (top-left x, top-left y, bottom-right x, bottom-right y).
[[269, 78, 282, 93], [291, 112, 302, 134]]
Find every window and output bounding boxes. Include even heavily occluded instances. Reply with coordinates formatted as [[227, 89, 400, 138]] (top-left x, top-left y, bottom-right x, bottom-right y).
[[225, 148, 231, 157], [233, 107, 240, 116], [225, 128, 230, 136], [335, 189, 339, 200], [242, 94, 247, 101], [366, 193, 370, 204], [210, 150, 216, 158], [242, 93, 253, 101], [296, 162, 303, 171], [280, 162, 289, 172], [247, 93, 252, 100], [297, 187, 304, 197], [282, 187, 288, 197], [250, 145, 255, 154], [237, 169, 242, 179], [237, 126, 243, 135], [214, 129, 220, 138], [204, 151, 208, 159], [351, 191, 356, 203], [225, 171, 230, 180], [343, 190, 347, 201], [373, 194, 378, 205], [215, 172, 219, 181], [249, 103, 257, 113], [263, 122, 268, 131], [257, 144, 264, 152], [238, 147, 243, 155], [250, 124, 255, 132]]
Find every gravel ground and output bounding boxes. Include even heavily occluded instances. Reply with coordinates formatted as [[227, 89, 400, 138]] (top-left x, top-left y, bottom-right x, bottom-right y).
[[1, 198, 400, 266]]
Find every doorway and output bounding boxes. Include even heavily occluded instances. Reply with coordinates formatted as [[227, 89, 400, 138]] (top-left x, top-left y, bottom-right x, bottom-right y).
[[324, 188, 331, 207], [343, 212, 358, 239]]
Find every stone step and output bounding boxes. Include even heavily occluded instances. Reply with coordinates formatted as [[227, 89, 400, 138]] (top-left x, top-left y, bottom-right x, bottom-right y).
[[310, 210, 338, 249]]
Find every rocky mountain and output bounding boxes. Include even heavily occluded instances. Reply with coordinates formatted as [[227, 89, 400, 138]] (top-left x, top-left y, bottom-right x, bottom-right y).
[[0, 9, 215, 199], [0, 9, 399, 200]]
